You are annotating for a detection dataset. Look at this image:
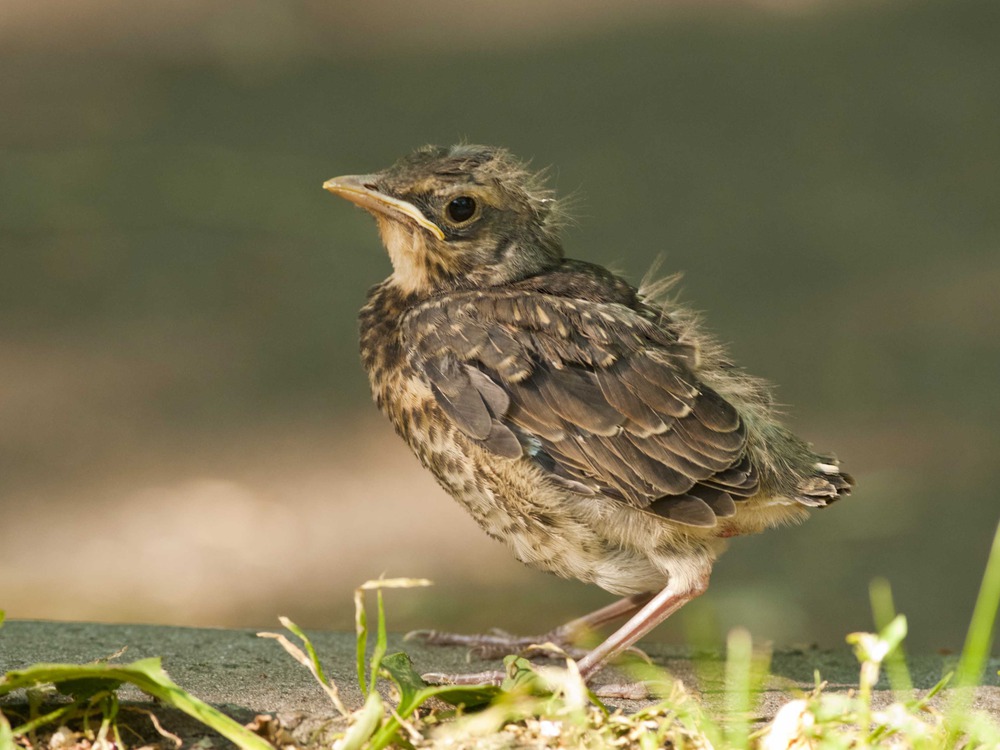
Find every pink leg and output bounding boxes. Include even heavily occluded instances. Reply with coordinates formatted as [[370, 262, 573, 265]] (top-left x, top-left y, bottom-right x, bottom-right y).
[[551, 592, 656, 640], [577, 574, 709, 679], [410, 591, 655, 657], [421, 578, 708, 689]]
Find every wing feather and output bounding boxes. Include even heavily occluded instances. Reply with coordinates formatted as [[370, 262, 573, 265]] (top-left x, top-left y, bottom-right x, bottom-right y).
[[423, 358, 493, 440], [533, 368, 623, 436], [648, 494, 717, 527], [617, 358, 695, 418], [594, 365, 668, 435], [402, 286, 759, 526]]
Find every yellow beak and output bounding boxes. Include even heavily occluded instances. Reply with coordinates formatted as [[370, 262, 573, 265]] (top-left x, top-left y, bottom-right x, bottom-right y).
[[323, 175, 445, 241]]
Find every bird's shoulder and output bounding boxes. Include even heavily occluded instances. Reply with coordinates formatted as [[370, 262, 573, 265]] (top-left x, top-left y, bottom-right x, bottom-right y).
[[401, 260, 694, 373]]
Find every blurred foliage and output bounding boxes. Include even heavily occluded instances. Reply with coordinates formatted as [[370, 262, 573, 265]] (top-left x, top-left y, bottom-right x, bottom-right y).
[[1, 0, 998, 648]]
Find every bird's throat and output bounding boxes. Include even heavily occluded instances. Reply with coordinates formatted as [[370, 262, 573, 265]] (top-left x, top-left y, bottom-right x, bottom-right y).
[[377, 218, 435, 296]]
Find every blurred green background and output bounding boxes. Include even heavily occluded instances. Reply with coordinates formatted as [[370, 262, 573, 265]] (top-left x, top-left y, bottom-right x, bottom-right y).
[[2, 0, 998, 652]]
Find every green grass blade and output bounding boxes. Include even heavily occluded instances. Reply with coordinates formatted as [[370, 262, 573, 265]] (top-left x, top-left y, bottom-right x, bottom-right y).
[[378, 651, 424, 714], [682, 605, 727, 749], [10, 705, 76, 735], [277, 617, 328, 686], [923, 671, 953, 703], [368, 589, 388, 697], [0, 711, 14, 750], [354, 585, 368, 697], [723, 628, 754, 750], [369, 652, 501, 750], [0, 660, 273, 750], [947, 521, 1000, 739], [869, 578, 914, 696], [379, 652, 499, 714], [339, 690, 384, 750], [955, 522, 1000, 690], [257, 623, 347, 716], [354, 578, 432, 700]]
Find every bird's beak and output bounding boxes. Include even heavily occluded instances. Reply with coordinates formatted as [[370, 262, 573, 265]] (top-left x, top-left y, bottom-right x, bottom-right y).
[[323, 175, 445, 241]]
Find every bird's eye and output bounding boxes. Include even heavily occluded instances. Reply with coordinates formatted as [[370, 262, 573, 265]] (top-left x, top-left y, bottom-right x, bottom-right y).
[[446, 196, 478, 224]]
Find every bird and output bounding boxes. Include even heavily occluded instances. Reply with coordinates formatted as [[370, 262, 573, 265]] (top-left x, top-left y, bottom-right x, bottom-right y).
[[324, 144, 853, 688]]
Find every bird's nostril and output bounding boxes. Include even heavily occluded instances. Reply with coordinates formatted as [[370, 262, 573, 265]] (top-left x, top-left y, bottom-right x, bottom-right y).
[[363, 183, 378, 191]]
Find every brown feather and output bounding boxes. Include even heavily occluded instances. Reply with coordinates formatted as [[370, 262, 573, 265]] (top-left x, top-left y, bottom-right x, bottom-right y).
[[656, 428, 737, 472], [599, 433, 698, 498], [648, 494, 718, 527], [482, 422, 523, 458], [533, 367, 623, 436], [617, 360, 694, 418], [687, 485, 737, 517], [405, 288, 758, 513], [424, 359, 493, 440], [594, 366, 667, 434], [673, 413, 745, 453], [692, 387, 741, 432], [465, 366, 510, 417], [627, 430, 717, 482], [573, 437, 661, 504]]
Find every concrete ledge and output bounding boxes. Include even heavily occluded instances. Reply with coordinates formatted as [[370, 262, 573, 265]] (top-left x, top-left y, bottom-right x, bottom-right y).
[[2, 621, 998, 743]]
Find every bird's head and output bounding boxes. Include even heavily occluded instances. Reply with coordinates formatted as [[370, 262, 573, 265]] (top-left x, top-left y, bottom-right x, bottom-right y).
[[324, 144, 565, 295]]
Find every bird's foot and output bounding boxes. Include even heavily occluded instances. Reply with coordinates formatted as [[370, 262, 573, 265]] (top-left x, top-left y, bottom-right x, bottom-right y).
[[421, 665, 650, 701], [421, 669, 506, 687], [405, 627, 587, 659]]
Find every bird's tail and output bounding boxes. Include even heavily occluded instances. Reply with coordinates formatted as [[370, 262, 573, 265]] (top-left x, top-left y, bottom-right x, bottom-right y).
[[794, 454, 854, 507]]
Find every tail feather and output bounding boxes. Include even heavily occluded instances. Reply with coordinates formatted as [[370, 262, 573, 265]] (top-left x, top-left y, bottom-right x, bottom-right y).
[[795, 456, 854, 507]]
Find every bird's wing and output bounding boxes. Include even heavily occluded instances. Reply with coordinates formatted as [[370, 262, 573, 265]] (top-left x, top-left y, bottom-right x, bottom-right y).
[[402, 291, 758, 527]]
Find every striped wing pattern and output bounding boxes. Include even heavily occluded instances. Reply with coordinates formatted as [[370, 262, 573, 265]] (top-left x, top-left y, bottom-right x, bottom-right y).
[[403, 291, 758, 527]]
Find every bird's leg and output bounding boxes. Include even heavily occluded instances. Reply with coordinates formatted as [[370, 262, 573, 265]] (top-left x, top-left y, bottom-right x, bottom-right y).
[[419, 578, 707, 692], [576, 573, 709, 682], [407, 592, 655, 659], [550, 591, 657, 643]]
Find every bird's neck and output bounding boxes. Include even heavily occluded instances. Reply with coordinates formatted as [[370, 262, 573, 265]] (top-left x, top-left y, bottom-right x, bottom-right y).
[[376, 217, 470, 296], [377, 220, 434, 296]]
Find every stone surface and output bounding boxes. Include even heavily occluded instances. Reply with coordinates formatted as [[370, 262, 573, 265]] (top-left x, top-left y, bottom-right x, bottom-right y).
[[2, 620, 999, 743]]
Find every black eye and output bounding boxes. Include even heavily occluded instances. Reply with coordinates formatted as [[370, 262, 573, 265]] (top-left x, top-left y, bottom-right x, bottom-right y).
[[446, 196, 477, 223]]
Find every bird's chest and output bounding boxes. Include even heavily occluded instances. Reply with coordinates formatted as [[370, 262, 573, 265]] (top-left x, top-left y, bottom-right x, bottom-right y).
[[359, 292, 495, 518], [366, 358, 532, 548]]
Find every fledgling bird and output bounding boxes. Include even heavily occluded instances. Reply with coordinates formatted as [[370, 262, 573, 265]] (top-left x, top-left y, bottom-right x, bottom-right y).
[[324, 144, 853, 686]]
